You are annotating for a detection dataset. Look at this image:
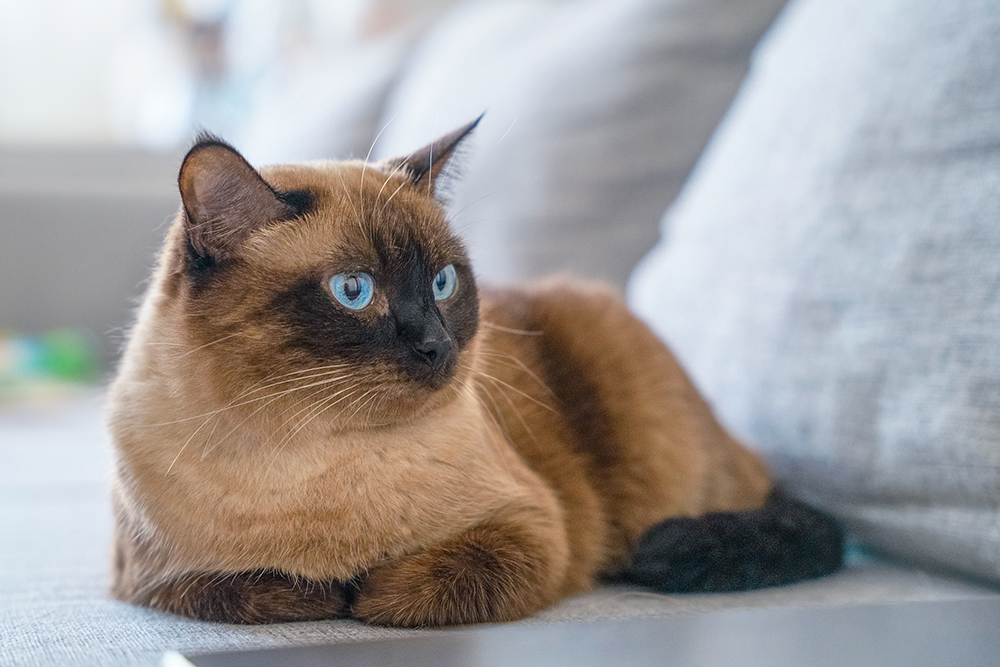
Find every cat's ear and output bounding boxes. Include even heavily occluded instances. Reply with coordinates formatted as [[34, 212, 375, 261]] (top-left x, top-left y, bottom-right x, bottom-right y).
[[178, 134, 297, 260], [381, 115, 483, 197]]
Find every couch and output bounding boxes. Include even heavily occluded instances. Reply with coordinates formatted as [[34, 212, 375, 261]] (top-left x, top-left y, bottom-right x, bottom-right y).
[[3, 0, 999, 664]]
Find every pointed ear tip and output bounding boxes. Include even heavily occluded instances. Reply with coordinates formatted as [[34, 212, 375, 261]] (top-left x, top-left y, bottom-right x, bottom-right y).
[[465, 113, 485, 133], [179, 134, 250, 186], [195, 128, 226, 144], [182, 133, 242, 167]]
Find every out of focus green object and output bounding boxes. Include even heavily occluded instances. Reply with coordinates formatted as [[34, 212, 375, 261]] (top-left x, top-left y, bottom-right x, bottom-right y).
[[0, 329, 99, 399]]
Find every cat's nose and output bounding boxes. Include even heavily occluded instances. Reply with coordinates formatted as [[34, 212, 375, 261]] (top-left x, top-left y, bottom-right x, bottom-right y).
[[412, 336, 453, 369]]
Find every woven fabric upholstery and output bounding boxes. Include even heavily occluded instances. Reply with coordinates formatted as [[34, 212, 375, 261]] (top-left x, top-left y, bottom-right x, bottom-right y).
[[2, 395, 995, 666], [630, 0, 1000, 583]]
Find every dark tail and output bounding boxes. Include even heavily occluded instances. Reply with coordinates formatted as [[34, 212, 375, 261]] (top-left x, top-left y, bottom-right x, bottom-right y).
[[621, 489, 844, 593]]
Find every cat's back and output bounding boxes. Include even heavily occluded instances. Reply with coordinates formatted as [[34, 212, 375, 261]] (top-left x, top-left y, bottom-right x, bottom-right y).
[[476, 280, 770, 575]]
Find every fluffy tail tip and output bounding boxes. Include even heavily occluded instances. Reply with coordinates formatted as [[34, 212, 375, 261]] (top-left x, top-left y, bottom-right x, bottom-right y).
[[621, 489, 844, 593]]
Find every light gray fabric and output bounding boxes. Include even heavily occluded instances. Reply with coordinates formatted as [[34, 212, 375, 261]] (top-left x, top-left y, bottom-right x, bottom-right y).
[[373, 0, 788, 288], [3, 396, 998, 667], [629, 0, 1000, 581]]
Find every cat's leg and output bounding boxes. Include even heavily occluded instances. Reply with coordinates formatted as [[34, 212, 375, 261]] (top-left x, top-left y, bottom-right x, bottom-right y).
[[133, 569, 350, 624], [353, 512, 569, 627]]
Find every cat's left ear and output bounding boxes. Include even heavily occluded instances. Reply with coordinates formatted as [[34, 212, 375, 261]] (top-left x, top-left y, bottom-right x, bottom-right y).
[[178, 134, 305, 262], [380, 115, 483, 198]]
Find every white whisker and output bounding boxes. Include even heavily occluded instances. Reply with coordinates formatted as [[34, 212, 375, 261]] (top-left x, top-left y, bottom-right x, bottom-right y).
[[163, 372, 353, 472], [372, 147, 418, 218], [477, 350, 556, 398], [481, 320, 544, 336], [337, 170, 363, 229], [489, 117, 518, 153], [271, 383, 357, 443], [361, 114, 397, 225], [426, 105, 443, 197], [491, 376, 543, 449], [470, 367, 558, 416], [446, 186, 518, 223], [144, 367, 353, 427], [202, 378, 352, 459], [263, 386, 366, 472], [380, 181, 409, 215]]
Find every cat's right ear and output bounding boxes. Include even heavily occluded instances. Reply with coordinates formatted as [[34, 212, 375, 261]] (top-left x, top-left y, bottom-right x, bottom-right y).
[[379, 115, 483, 200], [178, 134, 296, 262]]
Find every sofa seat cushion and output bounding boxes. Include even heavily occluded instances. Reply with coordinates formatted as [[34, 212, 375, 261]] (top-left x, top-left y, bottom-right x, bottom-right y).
[[2, 395, 996, 666]]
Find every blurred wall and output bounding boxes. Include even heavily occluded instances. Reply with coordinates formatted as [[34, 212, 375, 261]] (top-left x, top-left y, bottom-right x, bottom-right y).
[[0, 148, 180, 364], [0, 0, 460, 149], [0, 0, 142, 145]]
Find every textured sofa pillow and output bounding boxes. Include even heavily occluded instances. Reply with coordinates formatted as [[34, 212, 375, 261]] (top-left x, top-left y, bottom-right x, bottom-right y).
[[371, 0, 787, 287], [629, 0, 1000, 582]]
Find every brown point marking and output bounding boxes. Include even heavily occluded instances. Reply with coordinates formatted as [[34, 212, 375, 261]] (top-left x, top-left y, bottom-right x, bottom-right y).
[[353, 519, 556, 627], [138, 570, 350, 624]]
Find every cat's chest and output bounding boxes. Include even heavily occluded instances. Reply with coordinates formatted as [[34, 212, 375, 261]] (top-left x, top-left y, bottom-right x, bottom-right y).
[[235, 429, 501, 525], [145, 411, 530, 578]]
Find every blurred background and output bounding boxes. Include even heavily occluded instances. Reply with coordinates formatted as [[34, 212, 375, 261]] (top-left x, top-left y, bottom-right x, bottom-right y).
[[0, 0, 458, 148], [0, 0, 787, 389], [8, 2, 1000, 663]]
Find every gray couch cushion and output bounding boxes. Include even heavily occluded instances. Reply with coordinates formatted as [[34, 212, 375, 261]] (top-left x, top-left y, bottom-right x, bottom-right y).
[[629, 0, 1000, 582], [2, 397, 996, 666], [372, 0, 789, 288]]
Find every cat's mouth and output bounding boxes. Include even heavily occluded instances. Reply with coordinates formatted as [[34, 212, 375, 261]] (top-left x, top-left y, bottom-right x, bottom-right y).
[[399, 348, 459, 392], [332, 359, 462, 430]]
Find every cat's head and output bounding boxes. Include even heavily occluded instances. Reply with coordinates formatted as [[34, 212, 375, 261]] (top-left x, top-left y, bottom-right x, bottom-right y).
[[159, 119, 482, 429]]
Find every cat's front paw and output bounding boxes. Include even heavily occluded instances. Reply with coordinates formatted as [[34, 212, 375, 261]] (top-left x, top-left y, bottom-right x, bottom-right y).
[[139, 569, 351, 624], [352, 521, 557, 627]]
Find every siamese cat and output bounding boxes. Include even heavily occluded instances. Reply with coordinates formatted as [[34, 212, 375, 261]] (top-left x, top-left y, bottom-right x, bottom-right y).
[[107, 119, 842, 627]]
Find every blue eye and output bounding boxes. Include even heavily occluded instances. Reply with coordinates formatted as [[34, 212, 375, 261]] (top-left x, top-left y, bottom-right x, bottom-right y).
[[330, 272, 375, 310], [432, 265, 458, 301]]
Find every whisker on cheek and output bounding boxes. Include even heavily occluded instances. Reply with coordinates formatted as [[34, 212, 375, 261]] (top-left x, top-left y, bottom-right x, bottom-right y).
[[270, 383, 358, 442], [142, 365, 354, 427], [263, 389, 357, 473], [202, 378, 353, 460]]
